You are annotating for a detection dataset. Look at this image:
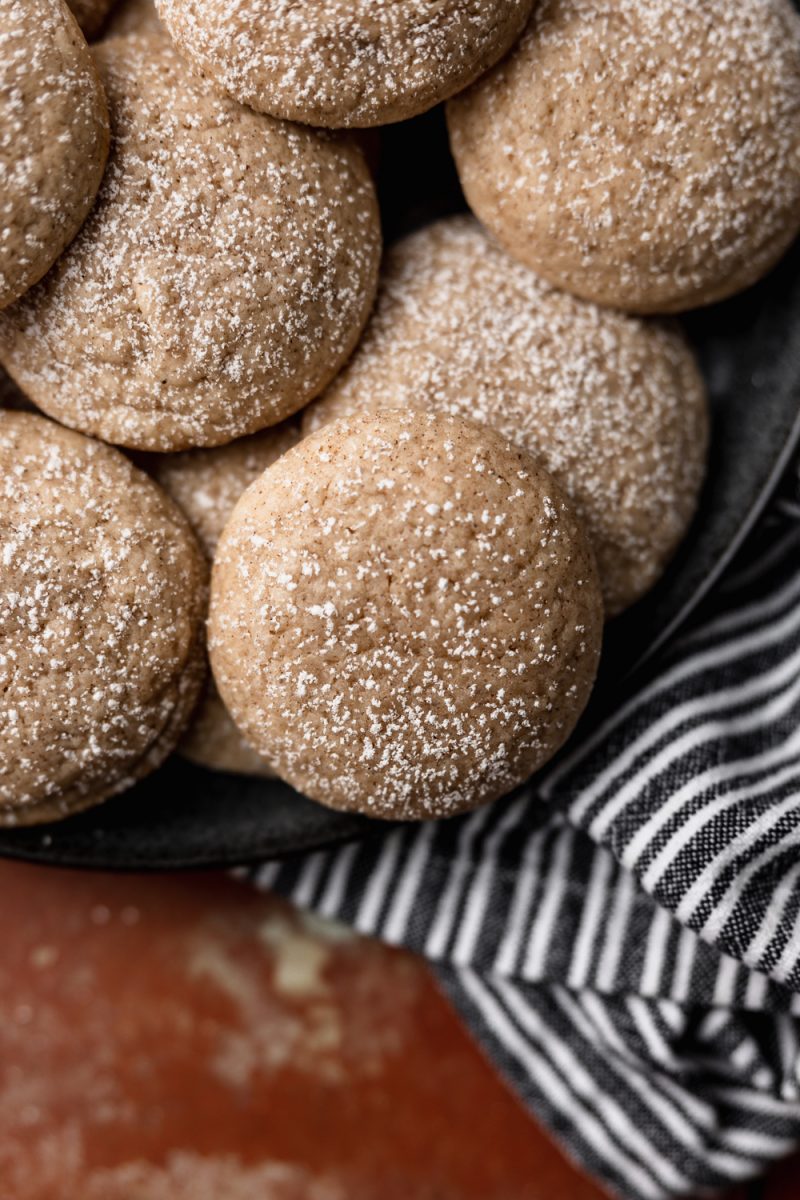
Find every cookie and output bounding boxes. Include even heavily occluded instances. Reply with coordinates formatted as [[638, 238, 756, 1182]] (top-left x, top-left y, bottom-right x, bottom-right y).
[[178, 687, 277, 778], [209, 410, 603, 820], [102, 0, 161, 37], [152, 423, 300, 776], [155, 0, 534, 128], [0, 412, 207, 825], [0, 34, 381, 451], [66, 0, 116, 36], [0, 0, 109, 310], [447, 0, 800, 313], [304, 218, 708, 616]]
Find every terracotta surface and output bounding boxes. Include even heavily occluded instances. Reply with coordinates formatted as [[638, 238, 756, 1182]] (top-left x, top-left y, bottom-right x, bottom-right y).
[[0, 861, 613, 1200], [764, 1156, 800, 1198], [0, 859, 787, 1199]]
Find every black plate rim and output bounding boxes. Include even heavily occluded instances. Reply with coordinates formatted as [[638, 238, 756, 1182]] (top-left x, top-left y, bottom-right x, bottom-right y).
[[624, 391, 800, 678]]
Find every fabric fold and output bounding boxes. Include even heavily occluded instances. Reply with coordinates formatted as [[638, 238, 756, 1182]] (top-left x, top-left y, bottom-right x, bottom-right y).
[[251, 453, 800, 1199]]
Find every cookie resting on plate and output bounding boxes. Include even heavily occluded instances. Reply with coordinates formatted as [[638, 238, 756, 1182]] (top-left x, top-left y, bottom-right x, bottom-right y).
[[0, 412, 207, 825], [209, 409, 604, 820]]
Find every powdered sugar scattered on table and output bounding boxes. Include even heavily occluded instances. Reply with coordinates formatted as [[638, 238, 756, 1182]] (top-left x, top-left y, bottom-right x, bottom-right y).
[[0, 0, 108, 308]]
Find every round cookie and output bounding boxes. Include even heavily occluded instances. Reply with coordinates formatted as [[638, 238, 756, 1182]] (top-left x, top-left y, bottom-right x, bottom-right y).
[[0, 412, 207, 825], [0, 0, 109, 310], [447, 0, 800, 313], [304, 218, 708, 616], [0, 34, 381, 451], [155, 0, 534, 128], [151, 423, 300, 776], [66, 0, 117, 36], [209, 409, 603, 820]]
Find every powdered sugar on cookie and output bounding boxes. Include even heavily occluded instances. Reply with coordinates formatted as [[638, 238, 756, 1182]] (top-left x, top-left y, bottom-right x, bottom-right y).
[[0, 412, 207, 824], [305, 217, 708, 615], [152, 421, 299, 776], [0, 0, 108, 308], [0, 34, 380, 450], [448, 0, 800, 311], [209, 409, 603, 819], [156, 0, 534, 127]]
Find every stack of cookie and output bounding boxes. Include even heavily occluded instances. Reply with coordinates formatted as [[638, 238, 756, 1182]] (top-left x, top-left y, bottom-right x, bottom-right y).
[[1, 0, 799, 825]]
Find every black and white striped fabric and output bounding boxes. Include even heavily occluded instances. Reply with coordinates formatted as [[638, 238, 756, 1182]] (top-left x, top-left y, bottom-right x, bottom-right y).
[[252, 450, 800, 1200]]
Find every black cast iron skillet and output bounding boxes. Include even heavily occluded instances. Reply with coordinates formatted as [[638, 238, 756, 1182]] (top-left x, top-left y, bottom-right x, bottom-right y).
[[2, 110, 799, 869]]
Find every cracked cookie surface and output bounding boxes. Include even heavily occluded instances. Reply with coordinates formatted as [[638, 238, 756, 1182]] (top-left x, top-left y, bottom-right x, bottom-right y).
[[0, 34, 381, 450]]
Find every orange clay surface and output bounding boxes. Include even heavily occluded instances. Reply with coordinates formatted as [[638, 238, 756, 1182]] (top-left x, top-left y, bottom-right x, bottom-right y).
[[0, 860, 760, 1199]]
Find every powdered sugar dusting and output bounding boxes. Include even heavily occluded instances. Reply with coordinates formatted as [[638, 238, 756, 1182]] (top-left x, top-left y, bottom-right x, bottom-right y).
[[209, 409, 603, 820], [152, 421, 301, 560], [0, 412, 207, 823], [80, 1156, 345, 1200], [0, 33, 381, 451], [156, 0, 534, 128], [152, 422, 299, 776], [305, 217, 708, 616], [448, 0, 800, 311], [0, 0, 108, 308]]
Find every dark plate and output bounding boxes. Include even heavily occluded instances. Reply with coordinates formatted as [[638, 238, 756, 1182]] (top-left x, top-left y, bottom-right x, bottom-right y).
[[2, 111, 800, 870]]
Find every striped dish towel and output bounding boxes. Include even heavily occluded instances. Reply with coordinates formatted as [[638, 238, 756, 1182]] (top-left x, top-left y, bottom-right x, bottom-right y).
[[252, 449, 800, 1200]]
